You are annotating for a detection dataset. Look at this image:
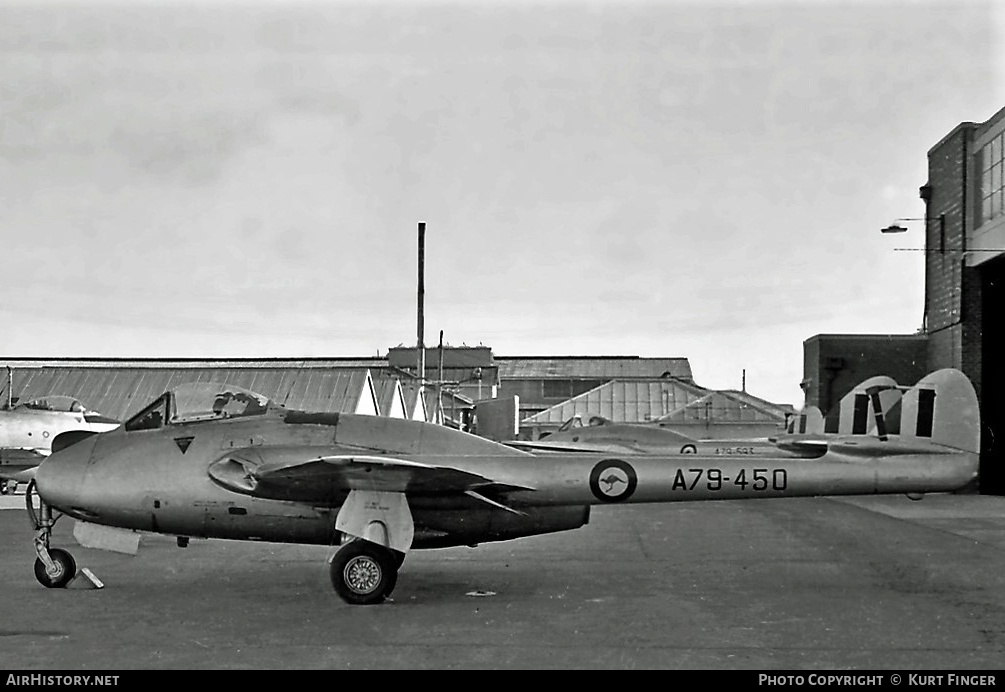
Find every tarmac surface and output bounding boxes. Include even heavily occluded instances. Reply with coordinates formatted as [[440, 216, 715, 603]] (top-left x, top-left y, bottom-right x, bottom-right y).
[[0, 490, 1004, 670]]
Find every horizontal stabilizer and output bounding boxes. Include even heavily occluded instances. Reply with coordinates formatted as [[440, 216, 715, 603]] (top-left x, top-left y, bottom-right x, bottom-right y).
[[770, 437, 829, 456]]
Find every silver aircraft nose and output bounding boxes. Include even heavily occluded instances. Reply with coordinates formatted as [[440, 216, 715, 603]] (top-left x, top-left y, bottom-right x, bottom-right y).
[[34, 434, 98, 512]]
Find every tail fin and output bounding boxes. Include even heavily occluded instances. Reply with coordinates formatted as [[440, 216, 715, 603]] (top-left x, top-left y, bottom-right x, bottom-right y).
[[837, 375, 903, 436], [786, 406, 824, 434], [900, 368, 980, 453]]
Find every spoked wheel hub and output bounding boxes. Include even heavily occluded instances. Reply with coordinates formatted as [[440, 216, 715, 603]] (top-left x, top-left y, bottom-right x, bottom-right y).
[[344, 555, 382, 595], [330, 541, 399, 605]]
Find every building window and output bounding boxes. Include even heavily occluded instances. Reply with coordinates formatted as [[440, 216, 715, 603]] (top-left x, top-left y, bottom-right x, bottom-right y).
[[542, 380, 572, 399], [981, 133, 1004, 225], [542, 379, 607, 399], [570, 379, 605, 397]]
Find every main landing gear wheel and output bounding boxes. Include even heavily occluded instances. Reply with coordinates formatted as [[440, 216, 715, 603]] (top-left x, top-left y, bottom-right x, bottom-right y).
[[330, 541, 399, 605], [389, 550, 406, 570], [33, 547, 76, 589]]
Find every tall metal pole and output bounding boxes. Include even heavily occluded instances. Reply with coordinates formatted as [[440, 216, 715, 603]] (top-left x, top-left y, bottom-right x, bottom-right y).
[[436, 330, 444, 425], [417, 222, 425, 383]]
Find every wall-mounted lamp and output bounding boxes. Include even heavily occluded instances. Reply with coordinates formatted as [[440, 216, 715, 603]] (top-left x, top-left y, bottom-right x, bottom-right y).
[[880, 217, 924, 234]]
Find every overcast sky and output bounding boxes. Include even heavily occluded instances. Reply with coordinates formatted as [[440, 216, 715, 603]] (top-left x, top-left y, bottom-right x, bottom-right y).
[[1, 0, 1002, 406]]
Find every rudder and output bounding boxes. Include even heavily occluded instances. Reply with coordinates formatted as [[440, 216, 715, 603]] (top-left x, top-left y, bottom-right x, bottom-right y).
[[900, 368, 980, 453], [837, 375, 903, 436]]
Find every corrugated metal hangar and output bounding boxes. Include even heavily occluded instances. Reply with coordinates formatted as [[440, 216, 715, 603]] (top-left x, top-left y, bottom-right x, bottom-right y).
[[1, 358, 389, 421], [0, 351, 787, 442], [521, 377, 790, 440]]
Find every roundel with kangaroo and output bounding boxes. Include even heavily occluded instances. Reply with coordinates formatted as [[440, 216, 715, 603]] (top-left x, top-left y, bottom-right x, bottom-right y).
[[589, 459, 638, 502]]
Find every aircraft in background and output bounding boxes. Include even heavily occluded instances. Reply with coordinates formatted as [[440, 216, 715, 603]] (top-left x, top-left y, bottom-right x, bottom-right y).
[[507, 373, 906, 459], [24, 369, 979, 605], [0, 395, 120, 494], [768, 374, 905, 455], [506, 414, 704, 454]]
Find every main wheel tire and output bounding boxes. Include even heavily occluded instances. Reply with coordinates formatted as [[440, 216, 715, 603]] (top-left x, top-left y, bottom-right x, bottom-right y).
[[389, 549, 406, 570], [383, 568, 399, 598], [382, 550, 405, 597], [330, 542, 396, 605], [33, 548, 76, 589]]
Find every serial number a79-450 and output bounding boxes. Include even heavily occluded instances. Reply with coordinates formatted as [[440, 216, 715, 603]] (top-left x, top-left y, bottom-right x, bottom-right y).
[[671, 468, 788, 492]]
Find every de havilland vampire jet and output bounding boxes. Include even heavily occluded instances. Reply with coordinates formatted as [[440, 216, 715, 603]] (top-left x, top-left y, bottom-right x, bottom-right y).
[[507, 374, 904, 458], [24, 369, 980, 605], [0, 395, 120, 494]]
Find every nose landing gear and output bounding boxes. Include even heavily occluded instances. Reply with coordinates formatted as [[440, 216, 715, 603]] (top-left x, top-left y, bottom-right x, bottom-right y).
[[33, 547, 76, 588], [25, 479, 77, 589]]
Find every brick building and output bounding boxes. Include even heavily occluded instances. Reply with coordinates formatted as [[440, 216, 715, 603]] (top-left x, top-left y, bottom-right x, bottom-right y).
[[805, 106, 1005, 494], [801, 334, 928, 432], [922, 105, 1005, 494]]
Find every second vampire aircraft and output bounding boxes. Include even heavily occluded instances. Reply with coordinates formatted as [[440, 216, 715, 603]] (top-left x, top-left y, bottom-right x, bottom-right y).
[[508, 373, 906, 458], [24, 368, 980, 604], [0, 395, 120, 494]]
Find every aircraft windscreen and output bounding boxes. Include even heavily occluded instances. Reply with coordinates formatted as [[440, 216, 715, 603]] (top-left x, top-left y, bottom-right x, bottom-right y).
[[18, 396, 85, 413], [169, 383, 270, 424], [557, 416, 584, 432]]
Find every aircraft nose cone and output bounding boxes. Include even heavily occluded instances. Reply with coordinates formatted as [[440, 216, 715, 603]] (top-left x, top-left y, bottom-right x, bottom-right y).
[[34, 433, 97, 511]]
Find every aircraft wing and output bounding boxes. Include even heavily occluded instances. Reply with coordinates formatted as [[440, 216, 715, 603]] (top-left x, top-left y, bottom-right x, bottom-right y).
[[504, 440, 612, 454], [0, 447, 48, 463], [0, 448, 47, 481], [208, 446, 534, 504]]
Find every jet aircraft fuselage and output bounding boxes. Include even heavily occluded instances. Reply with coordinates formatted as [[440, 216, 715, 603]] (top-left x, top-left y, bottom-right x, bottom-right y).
[[36, 384, 978, 549], [27, 371, 981, 604]]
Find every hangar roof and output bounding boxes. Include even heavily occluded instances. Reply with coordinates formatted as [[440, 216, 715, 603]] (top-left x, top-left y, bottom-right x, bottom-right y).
[[523, 377, 709, 424], [654, 390, 791, 424], [523, 379, 791, 426], [0, 358, 385, 421], [495, 356, 692, 381]]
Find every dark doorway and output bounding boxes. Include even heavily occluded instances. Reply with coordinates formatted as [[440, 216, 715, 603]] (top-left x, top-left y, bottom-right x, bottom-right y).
[[980, 255, 1005, 494]]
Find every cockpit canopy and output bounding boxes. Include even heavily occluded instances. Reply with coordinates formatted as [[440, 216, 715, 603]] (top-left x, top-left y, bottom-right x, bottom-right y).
[[556, 414, 614, 432], [124, 382, 272, 432], [16, 395, 86, 413]]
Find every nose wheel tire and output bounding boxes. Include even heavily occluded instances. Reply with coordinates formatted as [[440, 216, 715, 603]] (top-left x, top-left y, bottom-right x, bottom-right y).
[[34, 548, 76, 589], [330, 541, 398, 605]]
